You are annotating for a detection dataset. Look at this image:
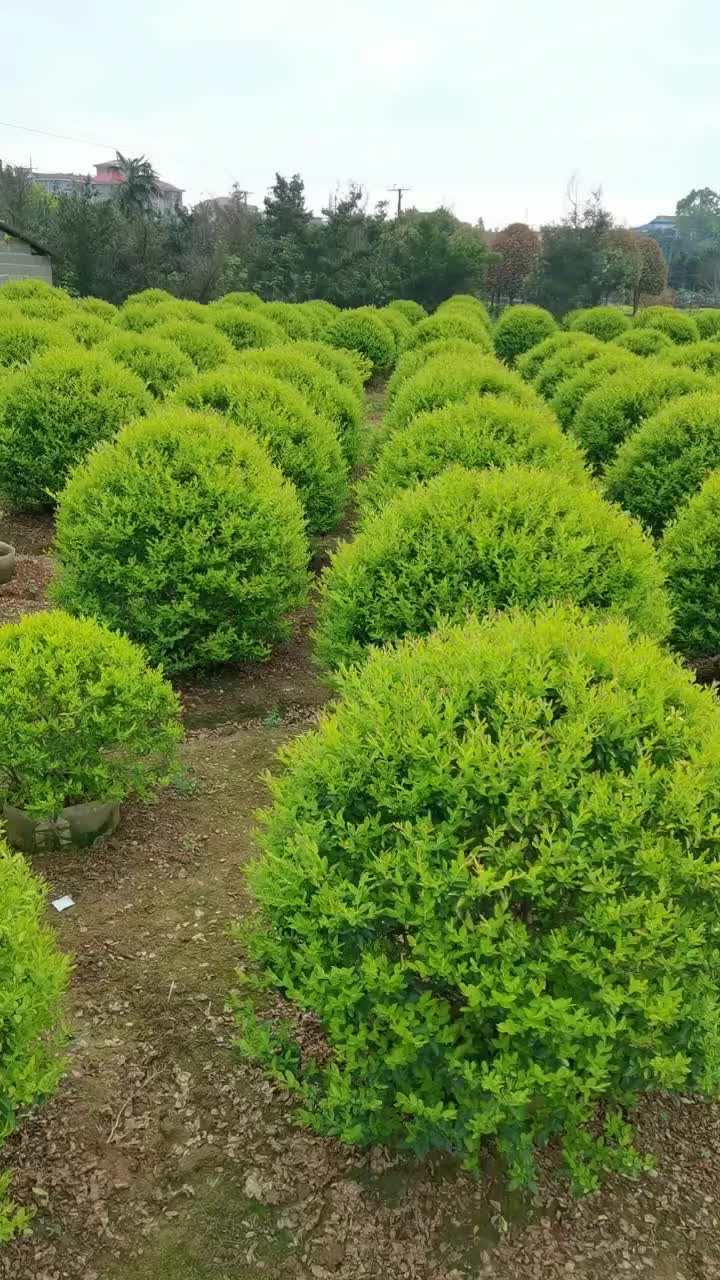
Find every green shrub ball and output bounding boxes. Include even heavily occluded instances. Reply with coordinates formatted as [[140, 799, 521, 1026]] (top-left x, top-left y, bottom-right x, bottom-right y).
[[662, 471, 720, 657], [155, 319, 235, 371], [0, 316, 66, 369], [604, 393, 720, 535], [386, 298, 427, 324], [407, 312, 492, 353], [533, 338, 603, 399], [359, 396, 588, 513], [550, 351, 638, 428], [240, 605, 720, 1190], [0, 840, 70, 1238], [326, 308, 396, 375], [0, 348, 151, 510], [209, 307, 285, 351], [53, 411, 310, 673], [0, 609, 182, 816], [566, 306, 630, 341], [262, 302, 315, 341], [494, 305, 556, 365], [103, 332, 195, 398], [614, 328, 674, 358], [175, 368, 349, 532], [570, 365, 707, 470], [383, 354, 539, 438], [515, 331, 591, 383], [633, 306, 698, 345], [667, 340, 720, 376], [314, 465, 669, 669]]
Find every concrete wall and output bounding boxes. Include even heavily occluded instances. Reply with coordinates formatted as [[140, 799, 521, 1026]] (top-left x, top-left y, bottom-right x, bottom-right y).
[[0, 231, 53, 286]]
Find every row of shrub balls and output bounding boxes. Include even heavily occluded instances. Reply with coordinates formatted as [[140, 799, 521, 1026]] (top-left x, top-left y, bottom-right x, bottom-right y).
[[4, 284, 720, 1231]]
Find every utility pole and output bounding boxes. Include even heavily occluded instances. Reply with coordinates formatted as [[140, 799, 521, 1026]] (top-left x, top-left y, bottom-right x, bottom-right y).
[[232, 186, 254, 205], [387, 185, 411, 218]]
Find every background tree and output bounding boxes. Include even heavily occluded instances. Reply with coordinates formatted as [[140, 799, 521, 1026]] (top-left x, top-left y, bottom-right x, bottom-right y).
[[372, 208, 490, 310], [531, 190, 629, 315], [250, 173, 314, 300], [485, 222, 539, 307], [632, 237, 668, 312], [114, 152, 160, 218]]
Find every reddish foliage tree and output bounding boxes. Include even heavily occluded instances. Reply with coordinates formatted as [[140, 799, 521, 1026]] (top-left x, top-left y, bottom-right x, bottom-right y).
[[486, 222, 540, 305]]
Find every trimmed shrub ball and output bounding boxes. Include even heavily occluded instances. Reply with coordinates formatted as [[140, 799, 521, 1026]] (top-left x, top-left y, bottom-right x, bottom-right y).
[[359, 396, 588, 514], [604, 393, 720, 535], [533, 337, 604, 399], [290, 340, 367, 404], [661, 470, 720, 657], [667, 339, 720, 376], [296, 300, 340, 336], [76, 296, 118, 321], [175, 369, 348, 532], [385, 339, 490, 407], [116, 303, 164, 333], [150, 300, 210, 325], [379, 305, 414, 346], [209, 307, 285, 351], [551, 350, 639, 429], [437, 294, 492, 325], [386, 298, 427, 324], [103, 332, 195, 398], [407, 312, 493, 353], [211, 291, 263, 309], [61, 311, 114, 349], [53, 411, 310, 672], [633, 306, 698, 345], [238, 605, 720, 1190], [0, 348, 150, 510], [566, 306, 630, 341], [326, 308, 396, 375], [262, 302, 315, 341], [125, 288, 176, 307], [154, 319, 235, 371], [0, 840, 69, 1238], [515, 331, 590, 383], [383, 354, 540, 439], [313, 465, 669, 670], [494, 305, 556, 365], [694, 309, 720, 340], [614, 328, 674, 358], [571, 365, 708, 471], [0, 279, 73, 322], [0, 609, 181, 816], [0, 316, 66, 369], [235, 348, 363, 465]]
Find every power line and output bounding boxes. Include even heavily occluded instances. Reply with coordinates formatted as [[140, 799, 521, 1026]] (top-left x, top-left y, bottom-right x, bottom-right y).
[[387, 185, 411, 217], [0, 118, 117, 153]]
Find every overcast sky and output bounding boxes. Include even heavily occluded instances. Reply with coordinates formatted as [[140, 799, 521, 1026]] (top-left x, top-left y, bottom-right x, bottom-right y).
[[3, 0, 719, 228]]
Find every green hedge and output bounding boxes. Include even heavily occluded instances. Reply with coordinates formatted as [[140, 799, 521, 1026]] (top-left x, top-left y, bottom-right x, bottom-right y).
[[494, 305, 556, 365], [0, 348, 150, 510], [53, 411, 309, 672], [661, 470, 720, 657], [238, 605, 720, 1190], [0, 841, 69, 1240], [633, 306, 698, 345], [314, 464, 669, 669], [0, 609, 181, 815], [359, 395, 588, 514], [570, 365, 708, 471], [175, 368, 348, 532], [604, 392, 720, 535]]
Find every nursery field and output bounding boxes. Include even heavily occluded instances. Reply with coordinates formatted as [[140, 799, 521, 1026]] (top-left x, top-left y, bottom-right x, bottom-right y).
[[4, 284, 720, 1279]]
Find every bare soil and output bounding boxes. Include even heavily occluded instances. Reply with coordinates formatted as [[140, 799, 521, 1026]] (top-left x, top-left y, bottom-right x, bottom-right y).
[[2, 399, 720, 1279]]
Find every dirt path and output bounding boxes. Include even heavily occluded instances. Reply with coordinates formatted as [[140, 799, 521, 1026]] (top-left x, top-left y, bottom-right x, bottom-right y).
[[2, 390, 720, 1279]]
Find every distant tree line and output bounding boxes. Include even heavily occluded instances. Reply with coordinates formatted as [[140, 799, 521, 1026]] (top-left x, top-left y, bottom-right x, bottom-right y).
[[3, 155, 714, 314]]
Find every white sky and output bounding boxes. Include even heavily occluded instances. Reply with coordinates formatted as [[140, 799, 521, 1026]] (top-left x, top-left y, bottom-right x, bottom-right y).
[[3, 0, 719, 227]]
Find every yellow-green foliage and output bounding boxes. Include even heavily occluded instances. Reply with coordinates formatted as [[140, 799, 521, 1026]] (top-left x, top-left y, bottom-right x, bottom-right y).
[[359, 395, 588, 513], [515, 331, 591, 382], [406, 312, 493, 353], [566, 306, 630, 340], [533, 337, 604, 398], [385, 339, 491, 406], [60, 311, 114, 349], [614, 328, 674, 358], [550, 351, 640, 428], [0, 317, 66, 369], [154, 319, 235, 371], [383, 354, 540, 438], [175, 368, 348, 532], [0, 347, 150, 509], [102, 331, 195, 398], [209, 307, 286, 350], [667, 340, 720, 375], [290, 340, 367, 403], [604, 393, 720, 535], [633, 306, 698, 345], [694, 309, 720, 339], [386, 298, 427, 324], [53, 411, 309, 672], [239, 605, 720, 1190], [235, 347, 363, 465], [0, 610, 182, 815], [571, 364, 708, 471], [661, 470, 720, 657], [314, 465, 669, 669], [494, 305, 556, 365], [326, 308, 397, 374], [0, 841, 69, 1240], [262, 302, 315, 341], [0, 278, 73, 321]]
